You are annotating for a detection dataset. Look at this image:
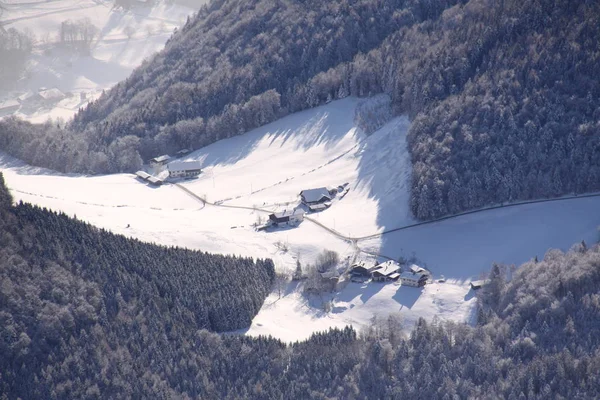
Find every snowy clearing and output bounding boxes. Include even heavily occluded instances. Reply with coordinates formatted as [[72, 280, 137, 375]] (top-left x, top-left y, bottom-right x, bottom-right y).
[[2, 98, 599, 342]]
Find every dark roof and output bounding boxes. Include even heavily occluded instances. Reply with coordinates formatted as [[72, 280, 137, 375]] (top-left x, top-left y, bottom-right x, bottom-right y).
[[300, 187, 331, 203], [269, 209, 304, 223]]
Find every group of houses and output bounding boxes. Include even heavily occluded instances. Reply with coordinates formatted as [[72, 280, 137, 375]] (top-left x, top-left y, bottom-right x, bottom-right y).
[[350, 261, 430, 287]]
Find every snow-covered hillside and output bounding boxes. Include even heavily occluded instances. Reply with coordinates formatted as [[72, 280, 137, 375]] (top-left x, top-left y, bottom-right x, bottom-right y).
[[2, 98, 599, 341], [0, 0, 199, 122]]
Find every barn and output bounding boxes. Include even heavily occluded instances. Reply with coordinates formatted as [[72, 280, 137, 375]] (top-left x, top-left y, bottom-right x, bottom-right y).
[[167, 160, 202, 179]]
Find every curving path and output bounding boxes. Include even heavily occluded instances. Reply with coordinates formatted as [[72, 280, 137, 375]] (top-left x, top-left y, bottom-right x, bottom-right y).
[[172, 182, 600, 260]]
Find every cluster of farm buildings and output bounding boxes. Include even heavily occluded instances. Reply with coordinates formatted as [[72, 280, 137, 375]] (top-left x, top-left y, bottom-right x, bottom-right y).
[[351, 261, 430, 287], [135, 150, 202, 186]]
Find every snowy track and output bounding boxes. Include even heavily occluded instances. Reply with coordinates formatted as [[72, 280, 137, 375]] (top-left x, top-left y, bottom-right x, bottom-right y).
[[3, 98, 599, 342]]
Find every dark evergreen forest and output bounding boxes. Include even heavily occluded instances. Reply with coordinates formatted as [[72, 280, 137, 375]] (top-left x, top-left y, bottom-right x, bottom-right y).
[[0, 173, 276, 398], [0, 0, 599, 220], [2, 166, 599, 398]]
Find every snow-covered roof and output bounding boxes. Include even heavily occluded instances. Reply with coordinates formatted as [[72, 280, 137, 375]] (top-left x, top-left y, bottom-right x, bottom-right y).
[[300, 187, 331, 203], [150, 155, 170, 163], [135, 171, 151, 180], [0, 100, 19, 110], [38, 88, 65, 101], [409, 264, 427, 274], [272, 208, 304, 219], [147, 176, 164, 185], [470, 279, 490, 288], [373, 260, 401, 276], [168, 160, 202, 172], [308, 203, 330, 212], [400, 271, 427, 281]]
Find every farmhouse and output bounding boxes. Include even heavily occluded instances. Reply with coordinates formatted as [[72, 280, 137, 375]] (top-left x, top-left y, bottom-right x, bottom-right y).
[[150, 155, 170, 167], [399, 271, 428, 287], [372, 260, 401, 282], [300, 187, 332, 206], [167, 160, 202, 179], [268, 209, 305, 226], [350, 261, 380, 277]]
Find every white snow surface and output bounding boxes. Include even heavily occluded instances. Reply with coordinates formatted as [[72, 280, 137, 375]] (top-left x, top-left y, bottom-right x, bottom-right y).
[[2, 98, 599, 342], [0, 0, 197, 122]]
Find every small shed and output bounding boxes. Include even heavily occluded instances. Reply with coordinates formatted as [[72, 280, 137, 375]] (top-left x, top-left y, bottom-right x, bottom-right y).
[[167, 160, 202, 179], [147, 176, 164, 186], [176, 149, 191, 157], [308, 202, 331, 212], [150, 155, 170, 167], [400, 271, 428, 287], [268, 209, 305, 226], [300, 187, 332, 205], [135, 170, 151, 181]]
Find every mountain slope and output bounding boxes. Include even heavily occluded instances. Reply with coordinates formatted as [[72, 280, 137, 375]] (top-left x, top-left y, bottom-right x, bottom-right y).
[[0, 171, 275, 397]]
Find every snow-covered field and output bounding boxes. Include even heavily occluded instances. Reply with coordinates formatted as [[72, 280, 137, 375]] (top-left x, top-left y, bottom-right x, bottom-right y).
[[2, 98, 599, 341], [0, 0, 199, 122]]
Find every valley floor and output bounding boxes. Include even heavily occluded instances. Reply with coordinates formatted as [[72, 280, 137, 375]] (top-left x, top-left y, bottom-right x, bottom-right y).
[[2, 98, 599, 341], [0, 0, 198, 122]]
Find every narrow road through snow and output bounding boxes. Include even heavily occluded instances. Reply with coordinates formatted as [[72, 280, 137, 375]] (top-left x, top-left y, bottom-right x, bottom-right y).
[[172, 182, 600, 261]]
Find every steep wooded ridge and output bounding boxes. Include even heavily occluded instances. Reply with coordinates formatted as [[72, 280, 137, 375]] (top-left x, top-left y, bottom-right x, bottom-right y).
[[1, 0, 599, 220], [2, 174, 599, 398], [0, 173, 275, 398]]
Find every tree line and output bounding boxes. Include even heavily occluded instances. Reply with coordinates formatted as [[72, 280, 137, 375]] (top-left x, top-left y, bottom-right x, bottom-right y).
[[2, 169, 599, 398], [0, 172, 275, 398], [0, 0, 598, 221]]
